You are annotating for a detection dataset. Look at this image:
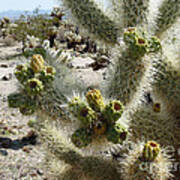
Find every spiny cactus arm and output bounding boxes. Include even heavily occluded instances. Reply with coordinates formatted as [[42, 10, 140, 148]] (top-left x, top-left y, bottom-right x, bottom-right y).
[[122, 0, 150, 27], [154, 0, 180, 37], [41, 126, 121, 180], [117, 87, 177, 147], [150, 54, 180, 118], [61, 0, 120, 44], [105, 28, 161, 105]]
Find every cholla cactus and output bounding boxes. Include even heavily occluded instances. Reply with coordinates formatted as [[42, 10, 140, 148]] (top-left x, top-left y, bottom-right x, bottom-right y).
[[68, 89, 127, 148], [119, 141, 173, 180], [7, 0, 180, 178], [51, 7, 65, 20]]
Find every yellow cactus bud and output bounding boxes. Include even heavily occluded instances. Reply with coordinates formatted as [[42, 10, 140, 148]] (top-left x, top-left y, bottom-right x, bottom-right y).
[[30, 54, 44, 73], [142, 141, 160, 161], [86, 89, 105, 112]]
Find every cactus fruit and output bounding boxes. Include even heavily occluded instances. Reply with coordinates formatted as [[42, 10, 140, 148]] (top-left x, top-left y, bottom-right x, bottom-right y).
[[30, 54, 44, 73], [39, 66, 56, 84], [105, 28, 161, 105], [86, 89, 105, 112], [71, 128, 93, 148], [103, 100, 124, 124], [142, 141, 160, 162], [152, 102, 161, 113], [8, 92, 37, 115], [123, 28, 148, 58], [8, 93, 26, 108], [15, 64, 34, 84], [93, 120, 107, 135], [68, 96, 97, 126], [119, 141, 173, 180], [107, 122, 128, 144], [25, 78, 44, 95], [68, 89, 126, 147]]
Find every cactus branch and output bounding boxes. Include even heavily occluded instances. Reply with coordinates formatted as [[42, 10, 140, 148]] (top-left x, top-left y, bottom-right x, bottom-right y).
[[122, 0, 150, 27], [61, 0, 120, 44], [154, 0, 180, 37]]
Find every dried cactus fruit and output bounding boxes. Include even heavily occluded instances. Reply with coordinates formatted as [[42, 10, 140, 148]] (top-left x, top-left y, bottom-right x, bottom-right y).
[[153, 103, 161, 113], [30, 54, 44, 73], [93, 121, 107, 135]]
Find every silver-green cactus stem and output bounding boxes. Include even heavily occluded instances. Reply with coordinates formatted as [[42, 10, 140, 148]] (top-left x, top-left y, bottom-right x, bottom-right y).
[[106, 28, 161, 105], [151, 56, 180, 117], [122, 0, 150, 27], [154, 0, 180, 37], [62, 0, 120, 44], [119, 96, 177, 147], [41, 126, 121, 180], [149, 56, 180, 144]]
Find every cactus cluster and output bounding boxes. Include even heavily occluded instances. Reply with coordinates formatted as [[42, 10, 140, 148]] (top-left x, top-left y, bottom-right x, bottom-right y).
[[8, 54, 56, 115], [7, 0, 180, 179], [68, 89, 127, 148]]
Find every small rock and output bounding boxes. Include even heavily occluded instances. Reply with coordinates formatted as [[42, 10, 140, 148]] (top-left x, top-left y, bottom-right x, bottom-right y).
[[30, 173, 38, 177], [68, 57, 95, 69], [37, 169, 44, 175], [0, 64, 8, 68], [22, 146, 31, 153], [1, 73, 12, 81], [2, 96, 7, 102]]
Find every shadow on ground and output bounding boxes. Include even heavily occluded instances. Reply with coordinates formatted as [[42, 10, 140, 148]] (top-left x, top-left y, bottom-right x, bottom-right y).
[[0, 130, 38, 154]]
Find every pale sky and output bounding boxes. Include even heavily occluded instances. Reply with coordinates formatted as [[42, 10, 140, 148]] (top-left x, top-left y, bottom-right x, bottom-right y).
[[0, 0, 59, 12]]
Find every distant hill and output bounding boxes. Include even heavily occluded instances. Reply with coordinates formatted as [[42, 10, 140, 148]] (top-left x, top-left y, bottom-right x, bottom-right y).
[[0, 9, 51, 20]]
